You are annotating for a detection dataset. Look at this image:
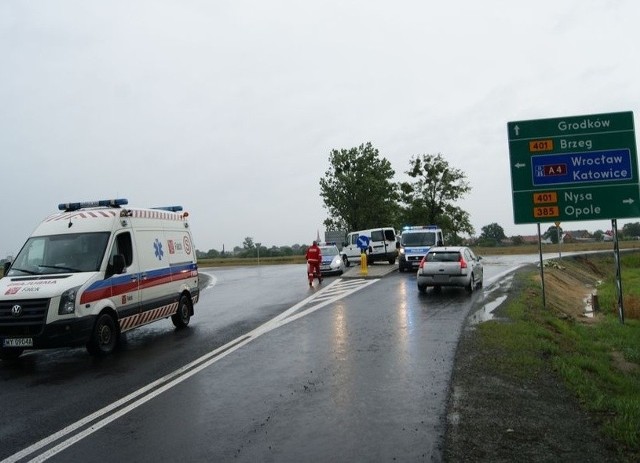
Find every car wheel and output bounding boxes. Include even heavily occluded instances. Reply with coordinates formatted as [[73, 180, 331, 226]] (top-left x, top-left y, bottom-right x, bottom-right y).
[[172, 295, 191, 329], [343, 255, 350, 267], [417, 284, 427, 293], [466, 274, 474, 293], [0, 348, 24, 361], [87, 313, 119, 356], [399, 265, 405, 273], [388, 257, 395, 265]]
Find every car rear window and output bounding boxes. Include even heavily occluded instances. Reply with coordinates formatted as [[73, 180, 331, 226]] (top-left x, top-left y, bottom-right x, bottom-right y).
[[426, 251, 460, 262]]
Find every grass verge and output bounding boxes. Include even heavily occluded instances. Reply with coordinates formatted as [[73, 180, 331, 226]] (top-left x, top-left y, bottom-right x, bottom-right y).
[[482, 253, 640, 454]]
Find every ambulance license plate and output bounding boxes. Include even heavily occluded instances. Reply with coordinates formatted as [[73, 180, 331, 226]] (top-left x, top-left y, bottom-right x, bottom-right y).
[[3, 338, 33, 348]]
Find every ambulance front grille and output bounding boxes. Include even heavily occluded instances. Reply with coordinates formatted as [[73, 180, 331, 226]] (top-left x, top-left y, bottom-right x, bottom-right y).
[[0, 299, 49, 336]]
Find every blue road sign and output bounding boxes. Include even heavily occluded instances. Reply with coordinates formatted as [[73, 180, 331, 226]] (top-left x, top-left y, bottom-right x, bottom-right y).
[[530, 148, 632, 187], [356, 235, 370, 250]]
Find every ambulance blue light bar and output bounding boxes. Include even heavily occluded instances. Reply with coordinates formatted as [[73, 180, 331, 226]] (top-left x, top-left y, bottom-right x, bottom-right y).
[[152, 206, 183, 212], [58, 198, 128, 212]]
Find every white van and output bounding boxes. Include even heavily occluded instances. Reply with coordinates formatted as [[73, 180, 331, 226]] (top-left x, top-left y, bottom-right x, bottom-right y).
[[0, 198, 199, 360], [397, 225, 444, 272], [341, 227, 398, 266]]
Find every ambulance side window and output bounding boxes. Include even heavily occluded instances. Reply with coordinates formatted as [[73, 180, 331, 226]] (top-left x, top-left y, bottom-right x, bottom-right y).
[[107, 232, 133, 275]]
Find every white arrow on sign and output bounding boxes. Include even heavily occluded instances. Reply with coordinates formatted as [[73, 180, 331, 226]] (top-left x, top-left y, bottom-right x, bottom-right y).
[[623, 198, 635, 205], [514, 162, 526, 168], [514, 125, 520, 136]]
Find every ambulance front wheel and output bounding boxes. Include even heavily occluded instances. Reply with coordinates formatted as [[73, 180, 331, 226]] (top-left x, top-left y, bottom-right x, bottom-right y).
[[87, 313, 119, 356], [172, 295, 191, 329]]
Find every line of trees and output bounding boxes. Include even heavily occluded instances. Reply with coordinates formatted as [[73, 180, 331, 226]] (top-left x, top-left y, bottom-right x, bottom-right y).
[[196, 135, 640, 257], [197, 237, 309, 259], [472, 222, 640, 247]]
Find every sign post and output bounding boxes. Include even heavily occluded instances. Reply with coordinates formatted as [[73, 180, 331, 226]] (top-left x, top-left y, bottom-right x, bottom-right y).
[[508, 111, 639, 322], [356, 235, 370, 276]]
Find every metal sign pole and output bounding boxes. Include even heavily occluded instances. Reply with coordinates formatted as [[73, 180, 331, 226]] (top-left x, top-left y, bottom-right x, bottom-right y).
[[537, 223, 546, 308], [612, 219, 625, 324]]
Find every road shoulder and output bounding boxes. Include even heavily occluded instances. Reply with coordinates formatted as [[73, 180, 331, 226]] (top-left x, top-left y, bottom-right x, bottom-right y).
[[443, 265, 623, 462]]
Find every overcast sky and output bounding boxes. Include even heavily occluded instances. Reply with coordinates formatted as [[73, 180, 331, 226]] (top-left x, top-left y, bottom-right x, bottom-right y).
[[2, 0, 639, 255]]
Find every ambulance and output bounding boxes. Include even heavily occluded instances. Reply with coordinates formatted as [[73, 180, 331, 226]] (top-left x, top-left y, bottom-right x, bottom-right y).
[[0, 198, 199, 360]]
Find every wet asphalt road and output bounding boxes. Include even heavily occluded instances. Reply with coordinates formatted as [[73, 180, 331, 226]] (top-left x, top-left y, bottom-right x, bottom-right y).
[[0, 256, 540, 462]]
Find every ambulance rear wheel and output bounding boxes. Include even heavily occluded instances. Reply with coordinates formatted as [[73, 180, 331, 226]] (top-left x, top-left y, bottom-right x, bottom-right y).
[[87, 313, 118, 356], [172, 296, 191, 329]]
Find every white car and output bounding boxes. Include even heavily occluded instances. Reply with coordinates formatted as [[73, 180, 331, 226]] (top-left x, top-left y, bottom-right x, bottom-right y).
[[319, 244, 346, 275], [416, 246, 483, 293]]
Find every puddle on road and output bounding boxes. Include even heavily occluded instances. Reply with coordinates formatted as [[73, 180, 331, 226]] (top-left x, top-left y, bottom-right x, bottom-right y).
[[468, 295, 508, 326]]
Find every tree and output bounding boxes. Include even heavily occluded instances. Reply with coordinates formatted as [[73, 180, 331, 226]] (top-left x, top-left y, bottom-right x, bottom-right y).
[[622, 222, 640, 238], [543, 225, 563, 244], [242, 237, 255, 257], [320, 142, 398, 231], [398, 153, 474, 239], [480, 223, 506, 244]]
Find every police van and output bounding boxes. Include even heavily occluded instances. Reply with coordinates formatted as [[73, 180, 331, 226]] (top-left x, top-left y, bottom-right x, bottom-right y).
[[341, 227, 398, 266], [397, 225, 444, 272], [0, 198, 199, 360]]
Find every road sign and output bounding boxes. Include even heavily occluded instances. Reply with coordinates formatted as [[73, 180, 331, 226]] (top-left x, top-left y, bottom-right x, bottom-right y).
[[507, 111, 640, 224], [356, 235, 370, 250]]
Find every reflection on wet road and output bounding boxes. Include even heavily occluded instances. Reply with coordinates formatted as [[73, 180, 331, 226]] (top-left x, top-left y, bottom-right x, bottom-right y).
[[1, 257, 537, 462]]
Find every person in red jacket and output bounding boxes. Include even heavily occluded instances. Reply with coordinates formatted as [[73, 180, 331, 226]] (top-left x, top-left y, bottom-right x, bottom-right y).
[[305, 241, 323, 286]]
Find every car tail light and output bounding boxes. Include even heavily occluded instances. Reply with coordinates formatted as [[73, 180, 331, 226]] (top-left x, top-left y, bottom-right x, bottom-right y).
[[459, 254, 468, 269]]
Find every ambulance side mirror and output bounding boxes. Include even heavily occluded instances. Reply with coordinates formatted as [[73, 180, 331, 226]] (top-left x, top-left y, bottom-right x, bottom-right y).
[[3, 261, 10, 275]]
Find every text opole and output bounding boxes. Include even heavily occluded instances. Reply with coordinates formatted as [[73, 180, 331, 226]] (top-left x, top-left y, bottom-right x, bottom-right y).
[[564, 204, 601, 219]]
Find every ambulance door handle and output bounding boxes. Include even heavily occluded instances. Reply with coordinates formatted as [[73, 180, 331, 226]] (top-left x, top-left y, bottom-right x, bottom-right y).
[[130, 275, 139, 282]]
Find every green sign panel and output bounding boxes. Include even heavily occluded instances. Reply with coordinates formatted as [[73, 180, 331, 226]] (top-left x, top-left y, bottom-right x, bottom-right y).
[[507, 111, 640, 224]]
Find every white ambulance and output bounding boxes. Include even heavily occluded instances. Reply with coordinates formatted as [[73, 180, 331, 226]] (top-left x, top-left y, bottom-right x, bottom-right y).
[[0, 198, 199, 360]]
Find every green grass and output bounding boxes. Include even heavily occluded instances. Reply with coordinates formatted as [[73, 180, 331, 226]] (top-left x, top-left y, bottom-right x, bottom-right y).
[[482, 256, 640, 451]]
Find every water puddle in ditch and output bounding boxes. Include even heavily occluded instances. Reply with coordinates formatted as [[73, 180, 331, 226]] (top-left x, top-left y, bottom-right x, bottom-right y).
[[469, 294, 508, 325]]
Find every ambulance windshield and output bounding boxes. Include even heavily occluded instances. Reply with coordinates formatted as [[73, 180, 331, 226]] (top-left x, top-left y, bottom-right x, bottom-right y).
[[8, 232, 110, 275]]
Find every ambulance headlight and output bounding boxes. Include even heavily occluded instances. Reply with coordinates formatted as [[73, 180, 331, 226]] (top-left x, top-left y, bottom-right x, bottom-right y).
[[58, 286, 80, 315]]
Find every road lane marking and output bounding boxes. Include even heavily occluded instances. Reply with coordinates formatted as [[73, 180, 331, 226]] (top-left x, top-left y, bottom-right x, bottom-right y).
[[2, 277, 377, 463]]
